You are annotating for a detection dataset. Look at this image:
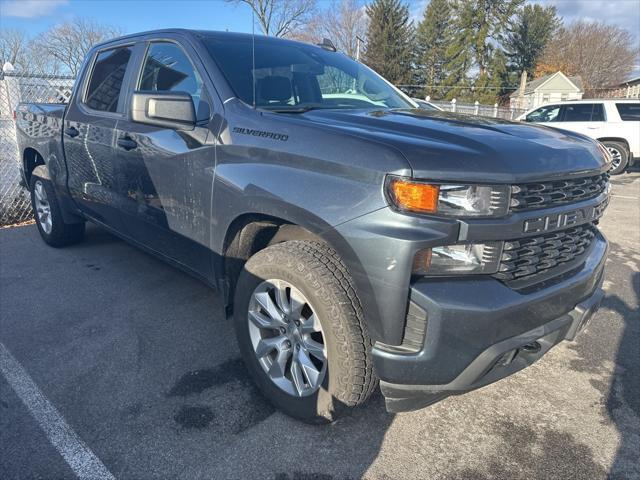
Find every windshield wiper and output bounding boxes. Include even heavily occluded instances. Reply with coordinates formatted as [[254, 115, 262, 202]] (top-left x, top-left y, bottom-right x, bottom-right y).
[[263, 106, 318, 113]]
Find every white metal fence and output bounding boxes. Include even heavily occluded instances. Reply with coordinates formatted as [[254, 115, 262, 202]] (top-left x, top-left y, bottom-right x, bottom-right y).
[[430, 99, 527, 120], [0, 71, 74, 226]]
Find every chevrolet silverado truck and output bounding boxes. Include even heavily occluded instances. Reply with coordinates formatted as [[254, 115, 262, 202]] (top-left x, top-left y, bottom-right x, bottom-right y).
[[15, 30, 611, 422]]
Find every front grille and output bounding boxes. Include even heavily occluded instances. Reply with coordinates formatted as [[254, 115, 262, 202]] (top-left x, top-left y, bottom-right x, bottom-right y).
[[511, 173, 608, 211], [493, 223, 597, 281]]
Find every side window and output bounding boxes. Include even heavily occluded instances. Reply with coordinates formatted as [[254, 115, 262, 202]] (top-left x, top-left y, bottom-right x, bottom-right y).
[[616, 103, 640, 121], [85, 46, 133, 113], [526, 105, 560, 122], [138, 42, 206, 118], [563, 104, 597, 122], [591, 104, 605, 121]]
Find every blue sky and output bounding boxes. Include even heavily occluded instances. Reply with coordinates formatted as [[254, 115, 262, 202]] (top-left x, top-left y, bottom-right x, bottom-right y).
[[2, 0, 639, 37], [0, 0, 257, 34]]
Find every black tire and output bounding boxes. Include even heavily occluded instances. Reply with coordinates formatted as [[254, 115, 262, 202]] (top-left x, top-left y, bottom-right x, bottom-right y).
[[233, 240, 377, 423], [603, 141, 629, 175], [29, 176, 85, 247]]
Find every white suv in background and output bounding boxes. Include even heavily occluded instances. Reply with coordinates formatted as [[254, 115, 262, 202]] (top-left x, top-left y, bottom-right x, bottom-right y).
[[519, 99, 640, 174]]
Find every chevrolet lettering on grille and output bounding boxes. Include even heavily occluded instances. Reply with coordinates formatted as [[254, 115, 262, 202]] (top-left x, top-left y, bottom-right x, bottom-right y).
[[522, 198, 609, 234]]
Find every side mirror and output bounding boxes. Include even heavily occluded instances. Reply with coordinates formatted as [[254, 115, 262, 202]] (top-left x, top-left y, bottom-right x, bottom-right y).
[[131, 91, 195, 130]]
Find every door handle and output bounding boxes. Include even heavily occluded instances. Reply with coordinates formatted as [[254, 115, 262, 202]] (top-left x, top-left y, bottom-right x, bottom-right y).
[[64, 126, 79, 138], [117, 137, 138, 151]]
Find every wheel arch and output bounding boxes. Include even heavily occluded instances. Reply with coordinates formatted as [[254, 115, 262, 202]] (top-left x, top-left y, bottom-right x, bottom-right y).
[[597, 137, 630, 151], [23, 148, 46, 189], [221, 213, 331, 310]]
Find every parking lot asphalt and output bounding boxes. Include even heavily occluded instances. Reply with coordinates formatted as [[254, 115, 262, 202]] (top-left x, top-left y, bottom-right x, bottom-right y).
[[1, 173, 639, 480]]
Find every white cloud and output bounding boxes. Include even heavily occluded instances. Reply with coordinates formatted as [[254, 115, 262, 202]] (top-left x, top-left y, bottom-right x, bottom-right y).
[[0, 0, 68, 18], [531, 0, 640, 39]]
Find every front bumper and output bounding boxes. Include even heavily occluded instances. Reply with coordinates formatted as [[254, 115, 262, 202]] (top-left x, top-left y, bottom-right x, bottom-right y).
[[373, 233, 607, 413]]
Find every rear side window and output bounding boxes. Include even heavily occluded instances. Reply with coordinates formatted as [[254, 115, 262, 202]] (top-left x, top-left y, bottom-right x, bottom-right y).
[[616, 103, 640, 121], [85, 46, 133, 113], [562, 103, 603, 122], [138, 42, 204, 114]]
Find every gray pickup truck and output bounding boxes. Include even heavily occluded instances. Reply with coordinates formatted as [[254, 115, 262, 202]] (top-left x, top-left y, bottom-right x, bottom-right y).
[[15, 29, 611, 423]]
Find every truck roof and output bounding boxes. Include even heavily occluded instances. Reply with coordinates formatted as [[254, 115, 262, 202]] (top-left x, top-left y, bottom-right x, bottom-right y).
[[93, 28, 307, 50]]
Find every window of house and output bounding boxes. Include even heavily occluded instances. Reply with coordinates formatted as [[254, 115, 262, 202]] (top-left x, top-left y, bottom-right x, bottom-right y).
[[542, 94, 550, 103], [561, 93, 568, 101], [85, 46, 133, 113], [616, 103, 640, 121]]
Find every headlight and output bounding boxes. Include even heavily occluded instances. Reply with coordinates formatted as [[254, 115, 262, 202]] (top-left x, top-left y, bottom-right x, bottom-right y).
[[386, 176, 510, 217], [413, 242, 502, 275]]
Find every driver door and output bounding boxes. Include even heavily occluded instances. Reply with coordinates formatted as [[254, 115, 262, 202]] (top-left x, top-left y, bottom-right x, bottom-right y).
[[115, 39, 216, 279]]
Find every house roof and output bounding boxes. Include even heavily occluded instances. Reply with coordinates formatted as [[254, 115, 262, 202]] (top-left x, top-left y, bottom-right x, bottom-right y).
[[616, 76, 640, 86], [510, 72, 583, 97]]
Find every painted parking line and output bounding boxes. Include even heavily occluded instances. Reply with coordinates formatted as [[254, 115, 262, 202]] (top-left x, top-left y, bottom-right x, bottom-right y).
[[0, 342, 115, 480]]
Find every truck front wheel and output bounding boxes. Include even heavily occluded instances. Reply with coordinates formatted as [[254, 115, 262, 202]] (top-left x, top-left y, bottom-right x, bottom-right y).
[[29, 176, 85, 247], [233, 240, 377, 423]]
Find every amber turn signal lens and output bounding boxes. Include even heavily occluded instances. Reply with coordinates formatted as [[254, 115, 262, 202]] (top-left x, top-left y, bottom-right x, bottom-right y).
[[389, 179, 439, 213]]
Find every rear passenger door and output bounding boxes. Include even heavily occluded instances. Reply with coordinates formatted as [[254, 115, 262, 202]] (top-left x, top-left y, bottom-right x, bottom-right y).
[[558, 103, 606, 138], [64, 44, 138, 233], [115, 38, 216, 279]]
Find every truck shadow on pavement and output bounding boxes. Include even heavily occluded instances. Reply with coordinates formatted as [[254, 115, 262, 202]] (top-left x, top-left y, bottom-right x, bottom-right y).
[[564, 244, 639, 479], [72, 224, 396, 479], [603, 270, 639, 479]]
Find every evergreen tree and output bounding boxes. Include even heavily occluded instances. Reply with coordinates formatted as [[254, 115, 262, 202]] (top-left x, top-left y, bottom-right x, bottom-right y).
[[456, 0, 524, 77], [363, 0, 414, 86], [415, 0, 452, 98], [505, 4, 561, 77], [474, 48, 510, 103], [441, 0, 523, 102]]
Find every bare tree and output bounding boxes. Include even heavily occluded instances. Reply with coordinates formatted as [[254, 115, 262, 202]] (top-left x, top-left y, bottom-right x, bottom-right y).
[[24, 39, 65, 75], [0, 29, 28, 69], [228, 0, 316, 37], [291, 0, 368, 58], [536, 21, 639, 89], [33, 18, 123, 75]]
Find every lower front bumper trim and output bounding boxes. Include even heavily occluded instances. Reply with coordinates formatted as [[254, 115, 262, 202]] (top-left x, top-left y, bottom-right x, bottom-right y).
[[380, 287, 604, 413]]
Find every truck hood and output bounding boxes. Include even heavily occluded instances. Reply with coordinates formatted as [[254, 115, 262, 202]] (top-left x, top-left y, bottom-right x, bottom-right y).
[[301, 108, 608, 183]]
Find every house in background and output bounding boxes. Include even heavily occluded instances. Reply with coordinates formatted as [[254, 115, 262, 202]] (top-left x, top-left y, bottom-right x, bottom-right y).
[[510, 71, 583, 110], [590, 76, 640, 99]]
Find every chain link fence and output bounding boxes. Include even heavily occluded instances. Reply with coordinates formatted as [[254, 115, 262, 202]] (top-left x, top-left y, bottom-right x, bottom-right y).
[[0, 71, 74, 226]]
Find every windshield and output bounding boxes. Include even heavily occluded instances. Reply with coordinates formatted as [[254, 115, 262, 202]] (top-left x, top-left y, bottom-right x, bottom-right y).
[[203, 35, 413, 111]]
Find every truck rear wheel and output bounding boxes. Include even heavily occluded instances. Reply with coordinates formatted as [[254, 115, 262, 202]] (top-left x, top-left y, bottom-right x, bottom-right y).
[[233, 240, 377, 423], [29, 176, 85, 247]]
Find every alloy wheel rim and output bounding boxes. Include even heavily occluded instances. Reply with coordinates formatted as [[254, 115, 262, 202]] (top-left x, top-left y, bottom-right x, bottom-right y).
[[247, 279, 327, 397], [607, 147, 622, 170], [34, 180, 52, 234]]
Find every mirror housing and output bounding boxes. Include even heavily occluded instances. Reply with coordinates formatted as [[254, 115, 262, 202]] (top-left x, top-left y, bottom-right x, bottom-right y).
[[131, 91, 196, 130]]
